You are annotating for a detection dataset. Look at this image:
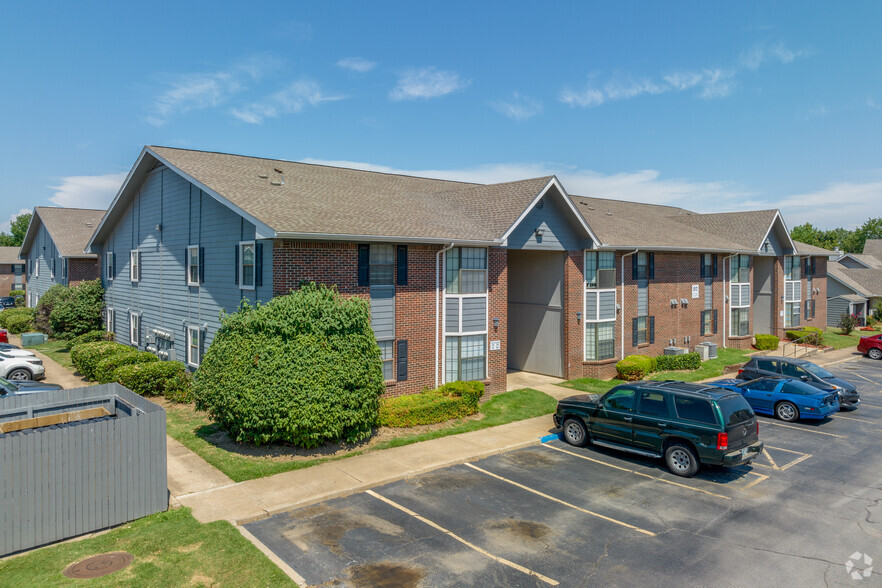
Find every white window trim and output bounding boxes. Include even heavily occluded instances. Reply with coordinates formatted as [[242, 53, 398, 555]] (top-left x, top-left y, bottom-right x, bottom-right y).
[[444, 334, 488, 384], [106, 307, 115, 333], [61, 258, 68, 281], [187, 245, 200, 287], [444, 247, 489, 295], [129, 311, 140, 346], [377, 338, 394, 381], [583, 287, 617, 361], [33, 258, 38, 278], [50, 257, 55, 280], [130, 250, 140, 283], [106, 252, 114, 281], [239, 240, 256, 290], [187, 325, 201, 367], [584, 250, 616, 290], [444, 293, 489, 336]]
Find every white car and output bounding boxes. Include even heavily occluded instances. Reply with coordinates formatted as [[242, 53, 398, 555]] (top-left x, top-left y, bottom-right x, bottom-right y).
[[0, 352, 45, 381], [0, 345, 37, 359]]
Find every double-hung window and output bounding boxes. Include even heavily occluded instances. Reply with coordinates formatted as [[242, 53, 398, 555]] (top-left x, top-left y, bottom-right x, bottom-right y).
[[446, 247, 487, 294], [378, 340, 394, 380], [129, 311, 140, 346], [105, 307, 114, 334], [187, 246, 201, 286], [369, 244, 394, 285], [635, 252, 649, 280], [634, 316, 649, 344], [585, 251, 616, 360], [784, 256, 801, 328], [130, 250, 140, 282], [105, 252, 113, 281], [33, 258, 39, 278], [239, 242, 255, 289], [445, 247, 488, 382], [446, 335, 486, 383], [50, 258, 55, 280], [700, 309, 717, 336], [61, 259, 68, 282], [729, 255, 750, 337], [187, 325, 201, 367]]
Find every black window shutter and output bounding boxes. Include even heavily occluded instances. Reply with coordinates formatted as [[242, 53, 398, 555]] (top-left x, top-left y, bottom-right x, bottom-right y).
[[632, 257, 638, 280], [199, 247, 205, 283], [112, 251, 117, 278], [234, 245, 239, 285], [137, 251, 141, 281], [632, 317, 639, 346], [255, 242, 263, 287], [700, 310, 706, 334], [648, 253, 655, 279], [805, 302, 809, 320], [812, 301, 816, 319], [804, 258, 810, 276], [712, 254, 718, 277], [185, 249, 189, 284], [397, 339, 408, 381], [700, 256, 705, 278], [713, 309, 718, 334], [649, 316, 655, 344], [397, 245, 408, 286], [358, 244, 370, 287]]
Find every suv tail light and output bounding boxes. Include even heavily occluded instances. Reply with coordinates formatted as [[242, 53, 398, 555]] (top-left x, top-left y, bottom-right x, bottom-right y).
[[756, 420, 759, 436], [716, 432, 728, 450], [737, 368, 744, 376]]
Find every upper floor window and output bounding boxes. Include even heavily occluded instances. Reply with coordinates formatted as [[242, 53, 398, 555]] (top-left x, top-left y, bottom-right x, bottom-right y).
[[632, 252, 655, 280], [105, 252, 114, 281], [585, 251, 615, 289], [239, 242, 255, 289], [446, 247, 487, 294], [33, 258, 39, 278], [130, 250, 140, 283], [370, 244, 394, 286], [187, 246, 201, 286], [730, 254, 750, 283], [129, 311, 140, 346], [784, 256, 801, 281], [700, 254, 717, 278], [50, 258, 55, 280]]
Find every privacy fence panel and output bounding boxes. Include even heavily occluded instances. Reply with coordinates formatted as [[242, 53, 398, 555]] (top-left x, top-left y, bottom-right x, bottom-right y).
[[0, 384, 166, 556]]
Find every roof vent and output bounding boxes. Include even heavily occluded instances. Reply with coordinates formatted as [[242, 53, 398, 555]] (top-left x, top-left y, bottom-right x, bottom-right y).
[[588, 206, 595, 210], [257, 173, 268, 179], [606, 210, 613, 216], [271, 168, 285, 186]]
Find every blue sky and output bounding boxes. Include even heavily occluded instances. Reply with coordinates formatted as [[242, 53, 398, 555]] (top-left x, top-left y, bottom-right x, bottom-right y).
[[1, 1, 880, 234]]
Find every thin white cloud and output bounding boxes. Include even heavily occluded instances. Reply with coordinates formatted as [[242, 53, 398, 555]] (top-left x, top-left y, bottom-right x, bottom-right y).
[[148, 55, 283, 125], [867, 97, 880, 110], [697, 69, 737, 99], [0, 208, 30, 234], [389, 67, 470, 101], [48, 173, 127, 209], [489, 92, 543, 121], [336, 57, 377, 73], [739, 41, 810, 70], [775, 181, 882, 229], [231, 80, 344, 124]]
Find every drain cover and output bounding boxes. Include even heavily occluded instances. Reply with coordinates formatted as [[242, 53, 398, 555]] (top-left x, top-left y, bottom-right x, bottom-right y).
[[63, 552, 134, 579]]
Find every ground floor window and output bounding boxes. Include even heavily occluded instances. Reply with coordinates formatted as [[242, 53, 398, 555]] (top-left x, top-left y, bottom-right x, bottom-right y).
[[804, 300, 815, 320], [585, 321, 615, 360], [446, 335, 485, 382], [701, 309, 717, 336], [187, 326, 201, 367], [105, 307, 114, 333], [730, 307, 749, 336], [634, 316, 649, 345], [378, 339, 394, 380], [785, 302, 800, 328], [130, 312, 140, 345]]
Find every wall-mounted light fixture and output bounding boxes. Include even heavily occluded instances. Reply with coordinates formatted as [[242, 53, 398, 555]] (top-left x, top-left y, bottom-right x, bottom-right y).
[[576, 311, 582, 322], [670, 299, 678, 308], [493, 317, 500, 328], [763, 240, 770, 253], [155, 224, 163, 232], [535, 227, 545, 237], [680, 298, 689, 306]]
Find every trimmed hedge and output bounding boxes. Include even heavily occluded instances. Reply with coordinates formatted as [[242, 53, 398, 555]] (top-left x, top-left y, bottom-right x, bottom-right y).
[[754, 334, 780, 351], [655, 352, 701, 371], [379, 381, 484, 427], [112, 361, 193, 402], [70, 341, 132, 380], [785, 329, 821, 346], [616, 355, 654, 381], [95, 351, 158, 384], [194, 283, 385, 447], [9, 289, 24, 306], [0, 308, 36, 334], [67, 329, 114, 349]]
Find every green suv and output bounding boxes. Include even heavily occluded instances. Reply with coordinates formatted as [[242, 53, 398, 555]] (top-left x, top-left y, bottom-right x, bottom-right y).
[[552, 381, 763, 477]]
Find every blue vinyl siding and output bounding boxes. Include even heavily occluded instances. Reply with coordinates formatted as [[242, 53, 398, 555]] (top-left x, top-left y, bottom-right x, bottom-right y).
[[23, 222, 63, 305], [97, 166, 272, 365], [504, 190, 590, 251]]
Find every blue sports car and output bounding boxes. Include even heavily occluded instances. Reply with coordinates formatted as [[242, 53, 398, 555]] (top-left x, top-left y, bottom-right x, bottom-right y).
[[713, 377, 839, 422]]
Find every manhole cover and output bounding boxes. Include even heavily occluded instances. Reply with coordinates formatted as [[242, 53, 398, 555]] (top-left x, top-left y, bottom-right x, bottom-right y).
[[63, 552, 134, 579]]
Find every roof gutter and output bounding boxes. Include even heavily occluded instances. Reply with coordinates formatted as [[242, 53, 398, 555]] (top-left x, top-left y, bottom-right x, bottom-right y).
[[620, 249, 639, 360], [436, 242, 456, 388], [275, 232, 500, 247], [596, 245, 757, 254]]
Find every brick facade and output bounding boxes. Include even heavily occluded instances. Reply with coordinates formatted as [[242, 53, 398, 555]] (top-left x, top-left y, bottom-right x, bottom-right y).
[[0, 263, 26, 297], [68, 258, 100, 287]]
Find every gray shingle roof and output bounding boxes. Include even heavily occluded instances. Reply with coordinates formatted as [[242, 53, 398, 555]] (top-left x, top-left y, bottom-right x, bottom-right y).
[[22, 207, 105, 258], [862, 239, 882, 262], [0, 247, 22, 264], [828, 265, 882, 297], [792, 240, 837, 256], [150, 147, 555, 242]]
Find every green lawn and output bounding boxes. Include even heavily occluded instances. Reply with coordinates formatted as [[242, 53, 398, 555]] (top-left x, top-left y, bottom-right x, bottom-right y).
[[166, 387, 557, 483], [0, 507, 295, 588], [25, 339, 75, 370], [822, 327, 881, 350]]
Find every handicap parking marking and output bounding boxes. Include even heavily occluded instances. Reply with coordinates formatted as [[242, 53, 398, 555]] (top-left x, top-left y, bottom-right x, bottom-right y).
[[762, 420, 846, 438], [752, 445, 812, 471], [366, 489, 561, 586], [542, 443, 732, 500], [741, 472, 770, 490], [463, 462, 658, 537]]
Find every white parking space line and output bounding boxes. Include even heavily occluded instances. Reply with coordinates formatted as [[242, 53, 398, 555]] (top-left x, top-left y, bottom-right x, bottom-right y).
[[366, 489, 560, 586], [847, 372, 880, 386], [835, 414, 877, 425], [763, 420, 846, 438], [543, 443, 731, 500], [465, 463, 657, 537]]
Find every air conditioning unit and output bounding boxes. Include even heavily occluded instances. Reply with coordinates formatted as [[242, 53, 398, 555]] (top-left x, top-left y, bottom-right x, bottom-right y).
[[696, 345, 710, 361], [597, 268, 616, 289], [664, 346, 686, 356], [697, 342, 718, 359]]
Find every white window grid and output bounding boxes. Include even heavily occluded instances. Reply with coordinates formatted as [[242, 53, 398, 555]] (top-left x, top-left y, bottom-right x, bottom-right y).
[[106, 308, 114, 333], [585, 251, 615, 289], [378, 339, 394, 380], [445, 334, 486, 383], [369, 244, 394, 286], [130, 250, 140, 283], [239, 241, 255, 290], [445, 293, 489, 336], [187, 325, 201, 367], [730, 254, 750, 284], [445, 247, 488, 294], [129, 311, 140, 345], [105, 252, 113, 281], [187, 246, 200, 286]]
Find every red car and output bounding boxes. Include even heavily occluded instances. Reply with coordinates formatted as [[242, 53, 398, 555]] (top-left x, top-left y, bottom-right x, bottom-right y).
[[0, 329, 7, 344], [858, 334, 882, 360]]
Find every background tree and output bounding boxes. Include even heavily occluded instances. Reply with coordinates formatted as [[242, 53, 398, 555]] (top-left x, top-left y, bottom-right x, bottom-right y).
[[791, 217, 882, 253], [0, 212, 32, 246]]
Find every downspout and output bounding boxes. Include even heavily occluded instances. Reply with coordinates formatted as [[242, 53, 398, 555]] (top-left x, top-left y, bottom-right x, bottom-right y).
[[722, 252, 738, 348], [620, 250, 639, 360], [435, 243, 455, 388]]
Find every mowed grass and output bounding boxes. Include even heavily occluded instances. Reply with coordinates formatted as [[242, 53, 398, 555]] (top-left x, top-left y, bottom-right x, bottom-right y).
[[0, 507, 295, 588], [822, 327, 882, 350], [166, 387, 557, 483], [26, 339, 75, 370]]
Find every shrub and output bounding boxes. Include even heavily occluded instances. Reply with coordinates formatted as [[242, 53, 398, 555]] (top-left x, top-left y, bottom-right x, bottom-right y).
[[8, 289, 24, 307], [379, 382, 484, 428], [754, 334, 780, 351], [49, 279, 105, 338], [67, 329, 114, 349], [0, 307, 36, 334], [616, 355, 654, 381], [34, 284, 69, 335], [786, 329, 821, 345], [838, 313, 857, 336], [655, 352, 702, 371], [95, 351, 158, 384], [71, 340, 131, 380], [194, 283, 385, 447], [873, 303, 882, 322], [112, 361, 193, 402]]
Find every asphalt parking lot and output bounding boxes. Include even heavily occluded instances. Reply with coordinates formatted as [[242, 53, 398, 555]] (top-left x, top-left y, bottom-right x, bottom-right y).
[[247, 356, 882, 587]]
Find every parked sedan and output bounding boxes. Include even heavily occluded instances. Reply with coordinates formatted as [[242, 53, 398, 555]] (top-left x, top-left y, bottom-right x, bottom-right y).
[[737, 356, 860, 410], [0, 329, 7, 343], [858, 334, 882, 360], [0, 343, 37, 358], [0, 297, 15, 309], [0, 352, 45, 381], [0, 376, 61, 398], [714, 377, 839, 422]]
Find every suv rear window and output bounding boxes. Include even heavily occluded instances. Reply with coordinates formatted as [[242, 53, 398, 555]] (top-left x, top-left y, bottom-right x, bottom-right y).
[[674, 397, 717, 425], [716, 395, 754, 426]]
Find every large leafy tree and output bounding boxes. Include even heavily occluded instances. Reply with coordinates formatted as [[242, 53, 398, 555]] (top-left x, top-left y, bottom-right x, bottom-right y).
[[0, 212, 31, 247], [791, 217, 882, 253]]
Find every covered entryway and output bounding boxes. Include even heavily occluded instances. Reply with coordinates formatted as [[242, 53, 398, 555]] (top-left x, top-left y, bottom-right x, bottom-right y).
[[507, 250, 565, 377], [752, 257, 775, 335]]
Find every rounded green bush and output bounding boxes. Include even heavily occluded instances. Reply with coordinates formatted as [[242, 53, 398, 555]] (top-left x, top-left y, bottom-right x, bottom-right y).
[[616, 355, 654, 381], [68, 329, 114, 349], [95, 351, 158, 384], [655, 352, 702, 371], [71, 341, 132, 380], [112, 361, 193, 402], [379, 391, 475, 427], [48, 279, 105, 339], [754, 334, 780, 351], [194, 283, 385, 447], [1, 310, 36, 334]]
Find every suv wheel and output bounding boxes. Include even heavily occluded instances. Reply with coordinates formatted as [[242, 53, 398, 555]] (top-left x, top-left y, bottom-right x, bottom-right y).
[[869, 348, 882, 360], [665, 443, 699, 477], [562, 418, 589, 447], [6, 368, 32, 381], [775, 401, 799, 422]]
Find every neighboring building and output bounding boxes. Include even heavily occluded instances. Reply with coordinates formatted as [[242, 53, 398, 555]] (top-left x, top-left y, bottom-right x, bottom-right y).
[[0, 246, 26, 297], [86, 146, 830, 391], [19, 207, 105, 306], [827, 239, 882, 326]]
